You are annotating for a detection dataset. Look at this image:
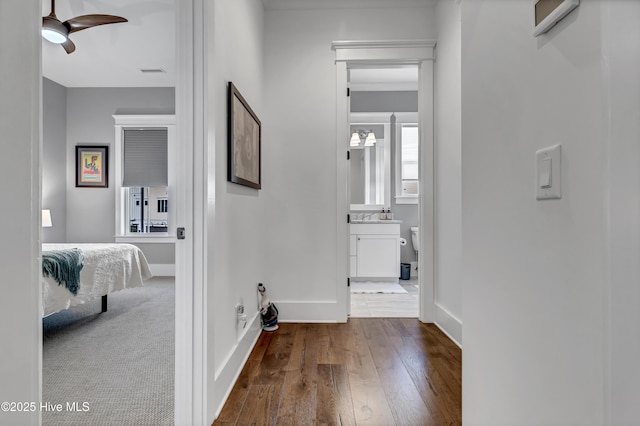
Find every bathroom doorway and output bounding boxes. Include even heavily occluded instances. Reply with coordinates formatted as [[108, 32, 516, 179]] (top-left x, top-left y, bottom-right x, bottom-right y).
[[333, 39, 436, 323], [347, 66, 420, 318]]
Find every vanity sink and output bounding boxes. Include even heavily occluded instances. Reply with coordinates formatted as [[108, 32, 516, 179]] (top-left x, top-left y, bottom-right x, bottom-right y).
[[350, 221, 401, 279]]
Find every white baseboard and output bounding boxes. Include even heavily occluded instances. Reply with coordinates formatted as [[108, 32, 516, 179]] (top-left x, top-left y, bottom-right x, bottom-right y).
[[212, 312, 262, 420], [148, 263, 175, 276], [434, 302, 462, 348]]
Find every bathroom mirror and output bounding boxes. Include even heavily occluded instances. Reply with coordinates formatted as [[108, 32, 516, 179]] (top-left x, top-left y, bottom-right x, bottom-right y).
[[349, 114, 391, 211]]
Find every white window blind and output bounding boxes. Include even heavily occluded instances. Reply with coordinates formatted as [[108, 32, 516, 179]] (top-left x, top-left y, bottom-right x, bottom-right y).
[[123, 128, 168, 187], [401, 125, 419, 180]]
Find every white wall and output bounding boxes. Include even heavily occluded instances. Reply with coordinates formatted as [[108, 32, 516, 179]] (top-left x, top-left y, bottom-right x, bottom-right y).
[[602, 2, 640, 424], [461, 1, 605, 424], [205, 0, 265, 421], [43, 78, 68, 243], [0, 1, 41, 425], [435, 0, 462, 345], [65, 87, 174, 243], [263, 3, 436, 319], [63, 87, 175, 265]]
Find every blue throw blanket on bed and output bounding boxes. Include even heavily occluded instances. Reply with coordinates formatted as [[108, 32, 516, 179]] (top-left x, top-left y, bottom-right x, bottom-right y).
[[42, 249, 84, 295]]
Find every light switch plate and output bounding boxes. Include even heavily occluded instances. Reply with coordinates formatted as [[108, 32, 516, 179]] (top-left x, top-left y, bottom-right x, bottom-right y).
[[536, 144, 561, 200]]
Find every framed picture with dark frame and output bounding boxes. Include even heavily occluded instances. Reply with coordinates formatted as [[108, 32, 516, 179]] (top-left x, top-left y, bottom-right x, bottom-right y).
[[228, 82, 262, 189], [533, 0, 579, 36], [75, 145, 109, 188]]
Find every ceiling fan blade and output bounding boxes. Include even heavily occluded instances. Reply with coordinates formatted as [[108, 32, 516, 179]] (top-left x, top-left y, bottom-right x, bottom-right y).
[[61, 38, 76, 54], [65, 14, 128, 34]]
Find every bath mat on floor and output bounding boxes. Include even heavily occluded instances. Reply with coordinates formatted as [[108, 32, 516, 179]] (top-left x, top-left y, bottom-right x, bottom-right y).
[[351, 282, 408, 294]]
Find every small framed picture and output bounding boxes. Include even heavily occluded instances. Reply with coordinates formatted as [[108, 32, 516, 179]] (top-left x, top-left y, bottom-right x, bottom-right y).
[[76, 145, 109, 188], [228, 82, 262, 189]]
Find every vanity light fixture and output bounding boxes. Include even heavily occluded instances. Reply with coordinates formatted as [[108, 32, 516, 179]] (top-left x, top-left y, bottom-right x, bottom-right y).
[[350, 132, 361, 146], [350, 130, 376, 147], [364, 131, 376, 146]]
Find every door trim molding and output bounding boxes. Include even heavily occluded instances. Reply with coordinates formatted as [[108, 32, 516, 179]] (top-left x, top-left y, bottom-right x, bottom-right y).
[[332, 40, 436, 63], [333, 39, 437, 322], [175, 0, 207, 424]]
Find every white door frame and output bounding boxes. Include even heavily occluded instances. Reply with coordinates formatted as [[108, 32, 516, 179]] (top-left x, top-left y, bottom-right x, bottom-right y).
[[332, 40, 436, 323], [175, 0, 207, 424]]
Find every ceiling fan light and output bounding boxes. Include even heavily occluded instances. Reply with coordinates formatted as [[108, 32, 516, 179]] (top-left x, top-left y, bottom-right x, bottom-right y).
[[42, 15, 69, 44], [42, 28, 67, 44]]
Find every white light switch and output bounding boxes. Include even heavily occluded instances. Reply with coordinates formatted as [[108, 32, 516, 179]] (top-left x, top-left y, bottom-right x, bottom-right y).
[[539, 158, 552, 188], [536, 144, 561, 200]]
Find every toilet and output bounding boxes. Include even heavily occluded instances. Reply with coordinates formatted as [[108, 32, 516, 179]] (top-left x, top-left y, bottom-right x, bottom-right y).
[[410, 226, 419, 253]]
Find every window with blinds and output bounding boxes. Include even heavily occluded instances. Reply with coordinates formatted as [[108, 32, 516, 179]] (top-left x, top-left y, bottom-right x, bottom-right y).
[[123, 128, 168, 234], [123, 128, 168, 187], [400, 124, 419, 196], [113, 115, 175, 240]]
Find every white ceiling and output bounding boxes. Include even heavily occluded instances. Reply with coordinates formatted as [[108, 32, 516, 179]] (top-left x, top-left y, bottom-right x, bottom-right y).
[[42, 0, 433, 88], [42, 0, 175, 88], [262, 0, 438, 10]]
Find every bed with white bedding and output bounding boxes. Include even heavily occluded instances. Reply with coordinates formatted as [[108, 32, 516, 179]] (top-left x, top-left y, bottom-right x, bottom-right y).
[[42, 243, 153, 317]]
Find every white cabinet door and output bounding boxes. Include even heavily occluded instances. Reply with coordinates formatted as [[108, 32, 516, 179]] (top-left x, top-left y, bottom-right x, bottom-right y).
[[349, 235, 357, 276], [356, 234, 399, 278]]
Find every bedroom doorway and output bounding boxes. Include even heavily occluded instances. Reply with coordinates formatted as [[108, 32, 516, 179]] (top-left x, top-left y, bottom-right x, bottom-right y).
[[39, 0, 205, 424]]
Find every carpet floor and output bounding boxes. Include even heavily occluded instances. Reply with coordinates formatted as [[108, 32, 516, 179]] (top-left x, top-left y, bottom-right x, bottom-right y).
[[42, 277, 174, 426]]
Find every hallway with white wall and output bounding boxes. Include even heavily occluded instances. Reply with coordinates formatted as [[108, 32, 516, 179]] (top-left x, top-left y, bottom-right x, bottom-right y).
[[262, 2, 438, 321], [5, 1, 640, 425]]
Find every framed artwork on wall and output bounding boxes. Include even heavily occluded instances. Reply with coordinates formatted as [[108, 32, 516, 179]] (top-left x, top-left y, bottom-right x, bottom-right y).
[[533, 0, 579, 37], [76, 145, 109, 188], [228, 81, 262, 189]]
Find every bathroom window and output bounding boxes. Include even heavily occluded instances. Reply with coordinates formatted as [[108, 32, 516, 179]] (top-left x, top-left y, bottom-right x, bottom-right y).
[[396, 123, 419, 203]]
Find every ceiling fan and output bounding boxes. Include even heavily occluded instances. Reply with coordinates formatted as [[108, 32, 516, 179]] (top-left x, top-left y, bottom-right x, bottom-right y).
[[42, 0, 127, 54]]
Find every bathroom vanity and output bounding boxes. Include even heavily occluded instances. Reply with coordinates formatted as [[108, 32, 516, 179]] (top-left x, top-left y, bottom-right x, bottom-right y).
[[350, 221, 401, 279]]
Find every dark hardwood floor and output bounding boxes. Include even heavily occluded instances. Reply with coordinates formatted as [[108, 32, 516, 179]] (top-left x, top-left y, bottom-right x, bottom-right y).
[[213, 319, 461, 426]]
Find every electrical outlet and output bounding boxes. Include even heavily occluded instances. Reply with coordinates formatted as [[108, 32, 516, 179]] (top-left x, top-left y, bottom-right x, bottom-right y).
[[236, 304, 247, 330]]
